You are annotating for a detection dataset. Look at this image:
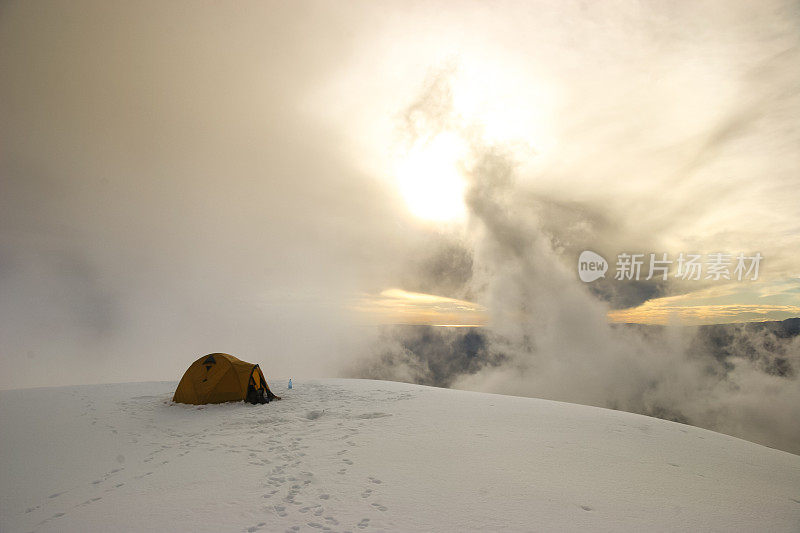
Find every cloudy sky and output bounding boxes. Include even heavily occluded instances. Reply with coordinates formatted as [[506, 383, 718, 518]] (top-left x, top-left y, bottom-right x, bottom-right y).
[[1, 0, 799, 390]]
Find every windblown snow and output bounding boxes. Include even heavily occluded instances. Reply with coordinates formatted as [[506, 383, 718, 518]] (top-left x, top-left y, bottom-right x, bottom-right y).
[[1, 379, 799, 532]]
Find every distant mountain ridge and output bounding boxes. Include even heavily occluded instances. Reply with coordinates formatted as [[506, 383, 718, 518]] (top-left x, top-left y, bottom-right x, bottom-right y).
[[623, 317, 800, 378], [358, 318, 800, 387]]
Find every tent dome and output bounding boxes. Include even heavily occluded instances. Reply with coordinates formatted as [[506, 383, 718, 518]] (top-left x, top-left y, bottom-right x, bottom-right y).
[[173, 353, 278, 405]]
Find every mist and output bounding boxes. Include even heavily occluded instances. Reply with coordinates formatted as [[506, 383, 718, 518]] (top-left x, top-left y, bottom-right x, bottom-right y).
[[0, 1, 416, 388], [352, 61, 800, 454], [2, 1, 799, 453]]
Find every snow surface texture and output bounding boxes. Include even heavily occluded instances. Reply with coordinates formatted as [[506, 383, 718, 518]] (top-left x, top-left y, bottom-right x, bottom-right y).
[[1, 379, 799, 532]]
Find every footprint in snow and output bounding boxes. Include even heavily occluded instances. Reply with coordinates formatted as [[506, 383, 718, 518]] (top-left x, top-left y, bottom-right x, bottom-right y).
[[356, 412, 391, 419], [580, 505, 593, 511]]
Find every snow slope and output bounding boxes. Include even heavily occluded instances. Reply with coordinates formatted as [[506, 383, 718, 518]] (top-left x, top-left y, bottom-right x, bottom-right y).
[[1, 379, 799, 532]]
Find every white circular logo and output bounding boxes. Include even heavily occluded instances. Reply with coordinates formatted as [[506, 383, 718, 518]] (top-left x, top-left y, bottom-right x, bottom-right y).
[[578, 251, 608, 282]]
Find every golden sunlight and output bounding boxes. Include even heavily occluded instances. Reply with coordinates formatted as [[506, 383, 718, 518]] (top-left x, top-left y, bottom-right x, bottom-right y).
[[395, 132, 467, 222], [350, 288, 487, 326]]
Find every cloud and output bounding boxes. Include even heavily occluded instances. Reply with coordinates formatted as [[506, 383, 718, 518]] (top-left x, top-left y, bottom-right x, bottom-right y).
[[351, 325, 503, 388], [0, 1, 422, 388], [609, 303, 800, 325], [350, 288, 486, 327], [353, 43, 800, 453], [2, 0, 799, 454]]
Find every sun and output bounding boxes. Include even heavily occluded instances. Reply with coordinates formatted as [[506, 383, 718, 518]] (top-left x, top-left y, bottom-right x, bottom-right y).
[[391, 60, 557, 223], [395, 132, 467, 222]]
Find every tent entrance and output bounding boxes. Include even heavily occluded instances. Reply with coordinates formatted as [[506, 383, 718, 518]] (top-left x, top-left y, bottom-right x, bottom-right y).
[[246, 365, 280, 404]]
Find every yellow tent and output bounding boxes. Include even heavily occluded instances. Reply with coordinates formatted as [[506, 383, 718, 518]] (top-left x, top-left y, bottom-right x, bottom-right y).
[[173, 353, 280, 405]]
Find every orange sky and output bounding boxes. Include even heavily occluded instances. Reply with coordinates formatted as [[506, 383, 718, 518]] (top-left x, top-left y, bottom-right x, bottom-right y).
[[355, 284, 800, 327]]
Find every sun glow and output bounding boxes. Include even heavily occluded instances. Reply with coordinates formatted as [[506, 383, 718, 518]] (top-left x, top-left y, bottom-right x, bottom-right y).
[[350, 288, 488, 326], [451, 59, 557, 153], [392, 57, 558, 223], [395, 132, 468, 222]]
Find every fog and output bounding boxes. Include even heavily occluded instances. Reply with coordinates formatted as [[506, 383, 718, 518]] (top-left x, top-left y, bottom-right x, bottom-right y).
[[2, 1, 799, 451], [353, 61, 800, 453], [1, 1, 413, 387]]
